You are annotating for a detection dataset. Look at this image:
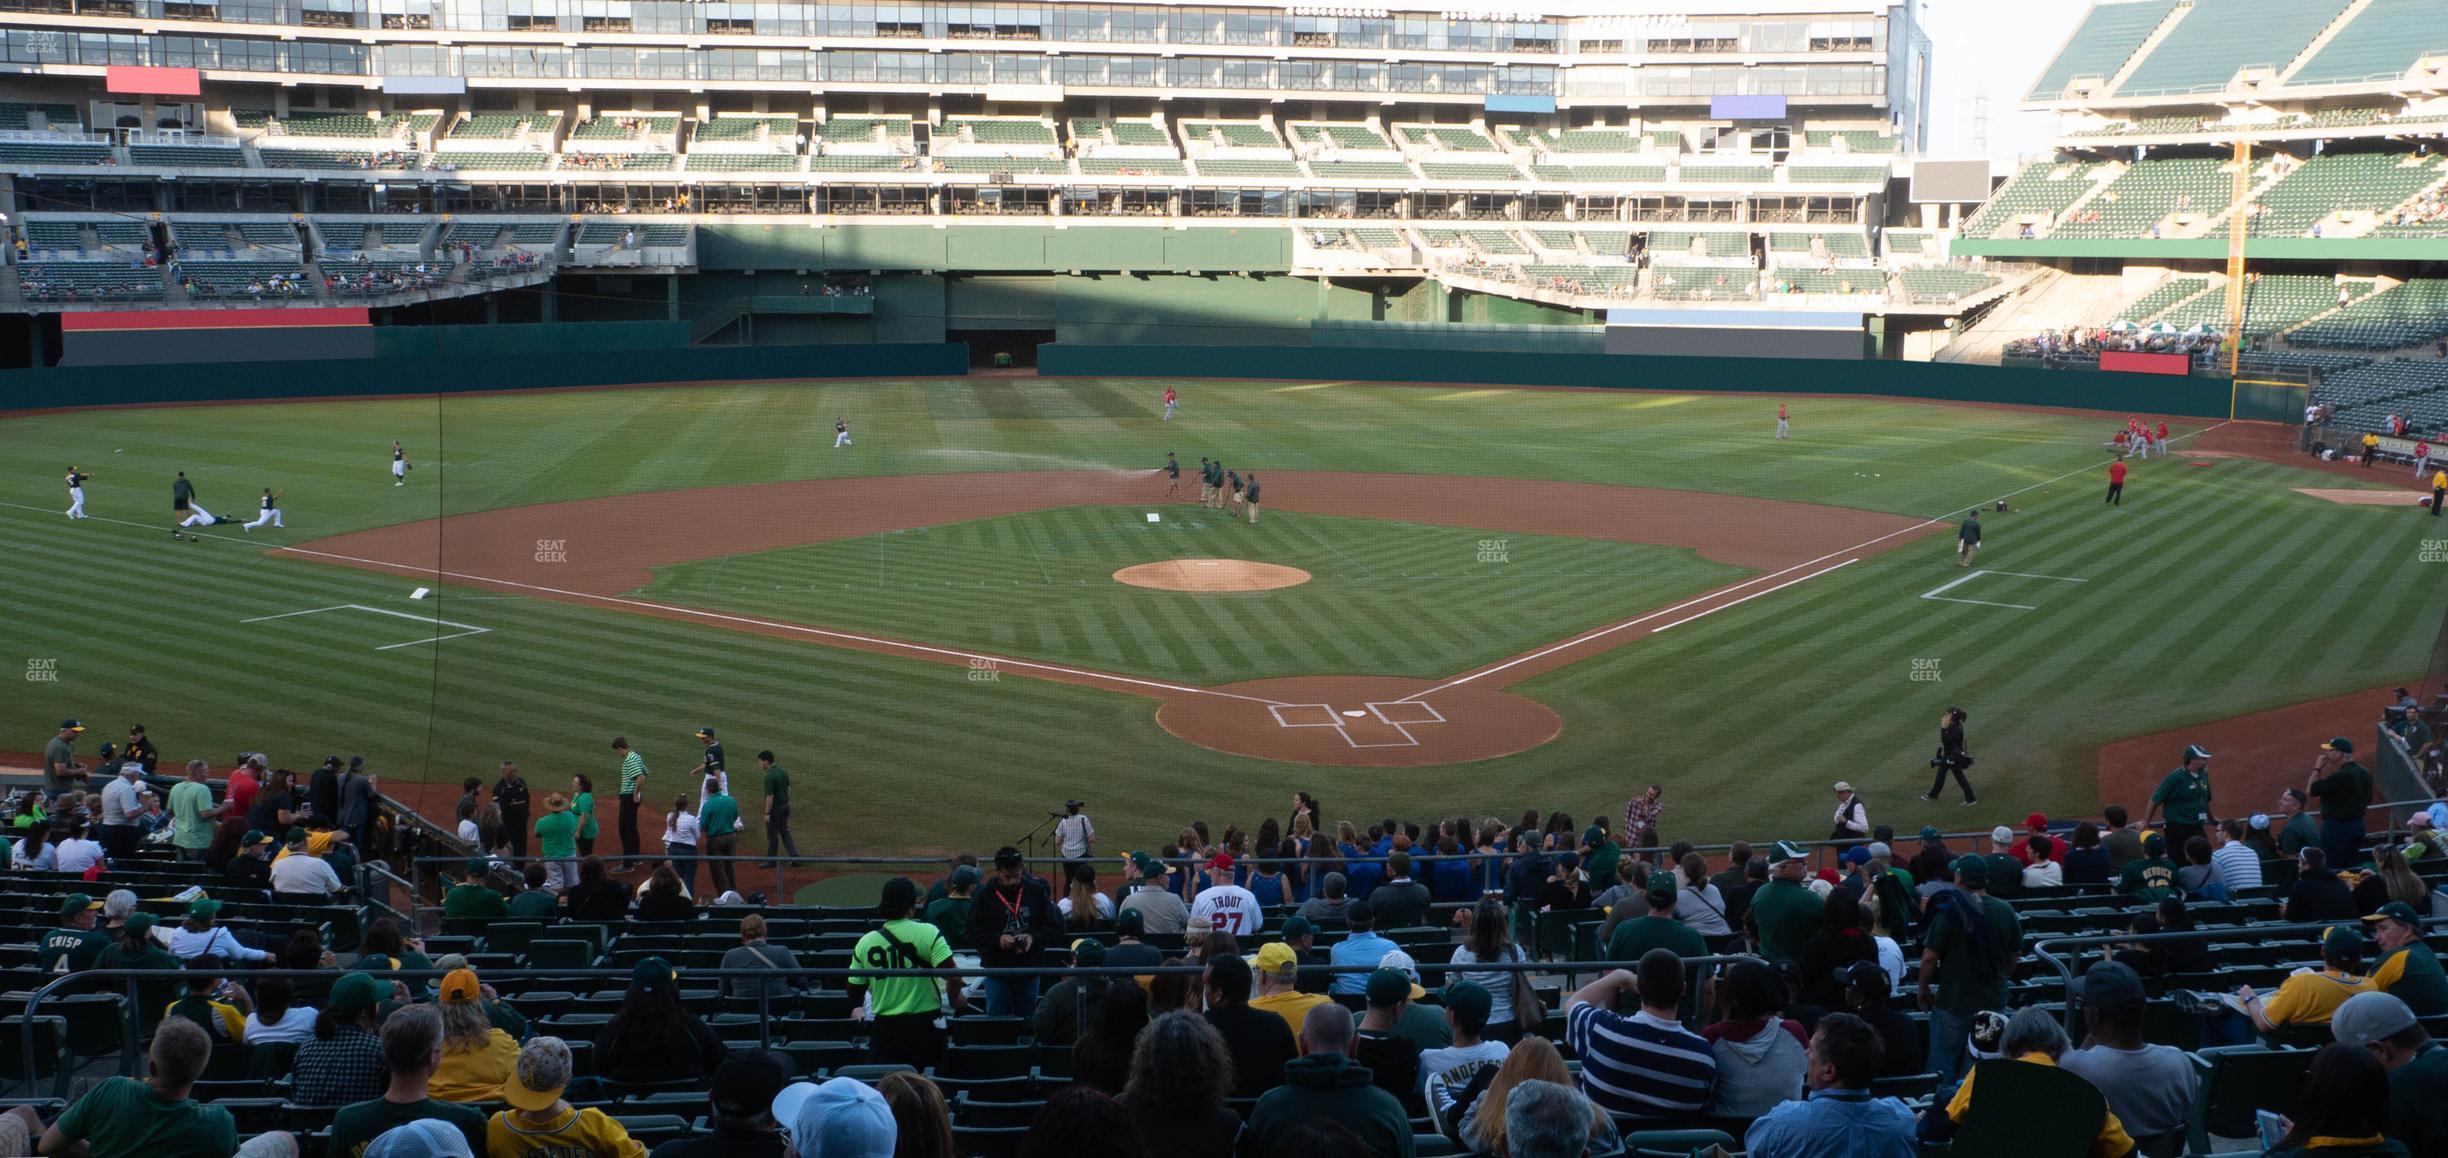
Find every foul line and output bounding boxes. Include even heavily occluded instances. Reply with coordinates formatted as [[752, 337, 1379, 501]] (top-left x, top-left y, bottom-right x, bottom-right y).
[[268, 544, 1295, 708], [1651, 558, 1860, 632]]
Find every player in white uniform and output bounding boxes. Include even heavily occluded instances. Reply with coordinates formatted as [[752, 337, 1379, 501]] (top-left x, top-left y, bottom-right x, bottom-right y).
[[833, 418, 852, 448], [242, 488, 283, 531], [1775, 404, 1790, 440], [64, 467, 91, 519], [1186, 853, 1261, 937], [392, 441, 409, 485]]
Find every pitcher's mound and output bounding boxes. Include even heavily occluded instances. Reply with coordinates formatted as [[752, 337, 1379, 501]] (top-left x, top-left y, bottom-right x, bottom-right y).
[[1116, 559, 1311, 592]]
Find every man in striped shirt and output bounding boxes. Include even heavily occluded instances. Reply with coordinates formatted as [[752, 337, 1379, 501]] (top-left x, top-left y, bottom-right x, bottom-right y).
[[612, 736, 648, 870], [1565, 948, 1717, 1119]]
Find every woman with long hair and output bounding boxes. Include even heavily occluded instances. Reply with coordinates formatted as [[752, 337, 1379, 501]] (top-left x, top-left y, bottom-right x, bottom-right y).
[[1449, 897, 1530, 1043], [205, 815, 248, 870], [243, 975, 318, 1044], [1465, 1037, 1619, 1157], [1246, 845, 1288, 909], [1925, 707, 1976, 804], [565, 855, 633, 921], [593, 956, 725, 1084], [661, 794, 702, 898], [2264, 1043, 2403, 1156], [1018, 1086, 1149, 1158], [477, 802, 507, 859], [1119, 1011, 1240, 1158], [2355, 845, 2427, 912], [1071, 979, 1150, 1095], [1254, 818, 1281, 862], [1673, 852, 1734, 949], [350, 916, 433, 975], [634, 862, 696, 922], [1795, 892, 1879, 1011], [2062, 821, 2111, 884], [11, 820, 53, 871], [1061, 862, 1113, 930], [246, 768, 297, 831], [429, 975, 520, 1102], [875, 1072, 956, 1158], [1291, 791, 1321, 835]]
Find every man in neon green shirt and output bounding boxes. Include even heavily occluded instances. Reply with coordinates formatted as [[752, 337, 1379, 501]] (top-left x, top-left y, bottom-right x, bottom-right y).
[[533, 794, 580, 891], [850, 878, 960, 1070]]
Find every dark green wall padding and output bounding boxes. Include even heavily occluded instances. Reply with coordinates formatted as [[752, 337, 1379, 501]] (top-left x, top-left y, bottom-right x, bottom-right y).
[[1037, 344, 2240, 418]]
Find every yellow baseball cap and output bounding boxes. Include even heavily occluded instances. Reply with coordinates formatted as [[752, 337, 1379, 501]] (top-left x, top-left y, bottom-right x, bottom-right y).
[[1254, 942, 1299, 974]]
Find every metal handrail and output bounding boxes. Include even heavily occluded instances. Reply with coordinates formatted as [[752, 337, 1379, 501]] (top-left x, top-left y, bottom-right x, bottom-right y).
[[2028, 914, 2448, 1033]]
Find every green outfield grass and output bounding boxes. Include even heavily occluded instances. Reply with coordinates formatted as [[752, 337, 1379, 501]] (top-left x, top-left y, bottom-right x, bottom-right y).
[[3, 377, 2439, 857], [635, 507, 1745, 683]]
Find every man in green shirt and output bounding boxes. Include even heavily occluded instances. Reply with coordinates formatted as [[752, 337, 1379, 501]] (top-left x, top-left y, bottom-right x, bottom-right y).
[[39, 894, 111, 976], [1918, 855, 2021, 1087], [2309, 737, 2374, 869], [2278, 788, 2322, 858], [1581, 824, 1621, 894], [613, 735, 648, 869], [534, 793, 580, 889], [166, 760, 222, 863], [2332, 990, 2448, 1156], [698, 783, 742, 897], [850, 877, 961, 1070], [1747, 840, 1823, 966], [42, 719, 87, 799], [2147, 744, 2216, 855], [1980, 826, 2027, 901], [2116, 832, 2180, 902], [97, 913, 184, 1034], [440, 859, 507, 922], [924, 864, 979, 950], [1605, 873, 1710, 1021], [757, 749, 800, 867], [326, 1004, 488, 1158], [506, 866, 562, 918], [2364, 902, 2448, 1017], [39, 1018, 235, 1158]]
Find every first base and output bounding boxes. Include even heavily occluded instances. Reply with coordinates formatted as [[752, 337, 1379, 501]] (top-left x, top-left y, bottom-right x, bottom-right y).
[[409, 587, 430, 600], [1146, 512, 1161, 523]]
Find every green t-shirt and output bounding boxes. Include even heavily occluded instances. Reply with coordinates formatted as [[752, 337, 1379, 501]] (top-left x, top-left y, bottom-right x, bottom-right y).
[[2280, 812, 2322, 856], [571, 791, 597, 841], [1605, 914, 1706, 964], [167, 780, 216, 850], [763, 765, 790, 806], [1926, 894, 2021, 1015], [699, 793, 740, 841], [506, 890, 561, 919], [1584, 841, 1621, 892], [850, 918, 954, 1017], [55, 1075, 236, 1158], [1981, 853, 2027, 899], [327, 1097, 488, 1158], [442, 884, 507, 921], [534, 809, 579, 859], [2310, 762, 2374, 821], [2377, 942, 2448, 1018], [923, 896, 972, 951], [39, 925, 112, 975], [2151, 769, 2211, 825], [1748, 879, 1823, 965], [2118, 857, 2179, 902], [43, 735, 78, 793]]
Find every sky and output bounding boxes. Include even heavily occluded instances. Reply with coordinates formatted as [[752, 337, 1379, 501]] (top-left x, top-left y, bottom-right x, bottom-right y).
[[1917, 0, 2096, 162]]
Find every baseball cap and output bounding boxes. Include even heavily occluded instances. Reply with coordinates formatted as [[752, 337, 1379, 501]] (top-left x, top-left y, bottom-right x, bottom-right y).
[[1919, 826, 1943, 842], [1365, 968, 1411, 1006], [1344, 899, 1376, 926], [362, 1120, 476, 1158], [59, 720, 82, 733], [1866, 841, 1892, 861], [1380, 950, 1428, 1000], [1208, 851, 1235, 873], [2143, 832, 2166, 855], [1441, 980, 1493, 1024], [1114, 908, 1145, 935], [2331, 991, 2419, 1047], [776, 1077, 895, 1158], [1254, 942, 1299, 975], [57, 894, 99, 918], [1952, 855, 1989, 887], [326, 971, 383, 1018], [696, 726, 717, 739], [242, 830, 274, 848], [1833, 781, 1854, 793], [710, 1050, 793, 1121], [500, 1037, 572, 1112], [2324, 925, 2368, 955], [1967, 1010, 2011, 1059], [1279, 915, 1315, 940], [2363, 901, 2422, 928], [2250, 813, 2270, 831], [1129, 851, 1163, 879], [2025, 813, 2049, 830], [2184, 744, 2213, 761], [630, 957, 675, 996], [439, 968, 481, 1004], [285, 826, 307, 846], [1842, 961, 1891, 991], [1070, 938, 1106, 966], [2323, 737, 2356, 753], [1645, 873, 1678, 907], [125, 912, 158, 937], [1582, 825, 1605, 845], [431, 953, 470, 974], [1839, 846, 1871, 866], [1990, 825, 2015, 845], [948, 865, 981, 889], [2082, 962, 2146, 1011], [187, 897, 223, 919], [463, 858, 490, 878], [1767, 840, 1805, 865]]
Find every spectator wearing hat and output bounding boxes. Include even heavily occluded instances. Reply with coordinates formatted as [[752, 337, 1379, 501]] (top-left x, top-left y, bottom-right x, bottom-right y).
[[2148, 746, 2217, 857], [42, 719, 89, 800], [966, 846, 1061, 1018], [2117, 833, 2180, 903], [292, 973, 390, 1107], [270, 826, 346, 898], [1919, 854, 2021, 1087], [2241, 926, 2373, 1034], [1976, 827, 2026, 901], [1749, 841, 1824, 966], [1420, 980, 1508, 1137], [2309, 737, 2375, 870], [489, 1036, 645, 1158], [97, 757, 145, 860], [38, 893, 109, 975], [1741, 1011, 1916, 1158], [1372, 950, 1452, 1053], [1580, 824, 1623, 893], [97, 912, 184, 1032], [222, 825, 278, 892], [647, 1050, 790, 1158], [1327, 900, 1395, 995], [1245, 1003, 1414, 1158], [1565, 949, 1718, 1117], [2062, 962, 2196, 1154], [168, 896, 271, 963], [1190, 852, 1261, 937], [1370, 852, 1432, 930], [595, 958, 726, 1085], [2332, 991, 2448, 1154], [1606, 870, 1706, 966], [2008, 813, 2064, 867], [1204, 953, 1296, 1095], [1278, 914, 1334, 995], [428, 968, 519, 1102], [773, 1076, 897, 1158], [535, 793, 581, 891], [441, 860, 507, 922], [36, 1018, 237, 1158], [852, 878, 960, 1067], [1356, 968, 1426, 1113], [2363, 902, 2448, 1016], [923, 863, 979, 949], [2288, 847, 2361, 924], [1920, 1007, 2136, 1157], [1105, 908, 1164, 971], [329, 1004, 490, 1158], [1116, 852, 1189, 933], [1907, 826, 1953, 887], [361, 1119, 476, 1158], [1251, 941, 1332, 1037], [1838, 963, 1922, 1078], [1034, 938, 1112, 1047], [1829, 782, 1869, 846]]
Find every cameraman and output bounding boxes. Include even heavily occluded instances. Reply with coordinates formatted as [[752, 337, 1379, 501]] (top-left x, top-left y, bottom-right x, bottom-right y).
[[1054, 800, 1095, 873], [1922, 708, 1976, 805]]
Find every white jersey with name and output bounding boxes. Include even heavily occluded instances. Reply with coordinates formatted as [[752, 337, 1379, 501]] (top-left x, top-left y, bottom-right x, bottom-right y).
[[1189, 883, 1262, 936]]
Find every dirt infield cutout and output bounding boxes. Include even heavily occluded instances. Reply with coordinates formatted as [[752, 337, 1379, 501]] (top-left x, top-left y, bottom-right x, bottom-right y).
[[281, 470, 1937, 767], [2294, 488, 2427, 506], [1114, 559, 1312, 592]]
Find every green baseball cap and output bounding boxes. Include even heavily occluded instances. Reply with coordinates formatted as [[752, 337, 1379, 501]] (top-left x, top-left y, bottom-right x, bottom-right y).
[[464, 858, 490, 878], [325, 972, 382, 1017], [1951, 855, 1989, 887], [125, 912, 158, 936], [2323, 737, 2355, 754], [2324, 925, 2367, 954], [284, 826, 307, 846], [1440, 980, 1493, 1024], [1280, 915, 1316, 940], [630, 956, 675, 995], [2364, 901, 2422, 928], [242, 829, 274, 847], [1767, 840, 1806, 865], [57, 894, 99, 918], [1919, 826, 1943, 842], [1644, 873, 1678, 907], [1365, 968, 1411, 1006], [1131, 851, 1164, 878], [188, 897, 223, 919]]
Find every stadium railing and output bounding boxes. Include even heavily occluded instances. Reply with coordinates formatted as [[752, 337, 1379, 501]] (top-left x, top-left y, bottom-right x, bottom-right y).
[[2029, 915, 2448, 1034]]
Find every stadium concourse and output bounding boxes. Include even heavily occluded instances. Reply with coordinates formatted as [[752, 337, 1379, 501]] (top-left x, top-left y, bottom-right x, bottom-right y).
[[3, 691, 2446, 1158]]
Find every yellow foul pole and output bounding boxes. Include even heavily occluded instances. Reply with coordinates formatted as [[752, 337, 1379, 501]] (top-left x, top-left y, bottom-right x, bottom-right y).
[[2224, 136, 2251, 378]]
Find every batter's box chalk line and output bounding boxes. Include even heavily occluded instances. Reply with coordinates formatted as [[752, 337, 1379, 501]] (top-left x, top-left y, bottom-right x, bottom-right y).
[[1919, 569, 2086, 612], [1270, 704, 1342, 728], [240, 603, 493, 651], [1266, 699, 1446, 749], [1369, 701, 1446, 726]]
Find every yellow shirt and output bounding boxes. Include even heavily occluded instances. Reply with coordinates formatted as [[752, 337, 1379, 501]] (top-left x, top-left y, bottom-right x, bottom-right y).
[[2260, 967, 2370, 1027], [2432, 471, 2445, 489], [164, 998, 247, 1044], [427, 1028, 520, 1103], [1944, 1053, 2135, 1158], [1250, 990, 1333, 1044], [487, 1106, 645, 1158], [2365, 434, 2380, 448]]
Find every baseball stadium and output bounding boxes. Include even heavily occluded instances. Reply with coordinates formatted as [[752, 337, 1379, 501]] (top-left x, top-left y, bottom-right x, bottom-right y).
[[1, 0, 2447, 1155]]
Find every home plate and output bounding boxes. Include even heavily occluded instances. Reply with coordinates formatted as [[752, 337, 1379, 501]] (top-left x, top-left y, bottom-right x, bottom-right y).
[[1342, 709, 1368, 718]]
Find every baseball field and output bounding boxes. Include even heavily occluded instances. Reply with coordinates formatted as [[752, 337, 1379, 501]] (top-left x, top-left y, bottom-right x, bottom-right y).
[[5, 376, 2441, 857]]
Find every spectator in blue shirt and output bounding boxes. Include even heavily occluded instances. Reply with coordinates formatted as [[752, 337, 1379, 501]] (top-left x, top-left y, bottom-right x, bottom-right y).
[[1326, 901, 1395, 995], [1743, 1011, 1917, 1158]]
